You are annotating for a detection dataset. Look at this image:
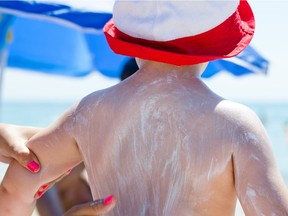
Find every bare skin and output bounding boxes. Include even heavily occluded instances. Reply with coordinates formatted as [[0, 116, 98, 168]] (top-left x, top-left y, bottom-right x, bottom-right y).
[[36, 162, 93, 216], [56, 163, 93, 212], [0, 124, 113, 215], [0, 124, 40, 167], [0, 60, 287, 215]]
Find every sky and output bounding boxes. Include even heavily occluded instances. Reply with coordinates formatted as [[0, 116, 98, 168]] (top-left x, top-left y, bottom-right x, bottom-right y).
[[1, 0, 288, 103]]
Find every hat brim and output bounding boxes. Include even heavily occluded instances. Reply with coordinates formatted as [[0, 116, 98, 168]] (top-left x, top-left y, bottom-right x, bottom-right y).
[[104, 0, 255, 65]]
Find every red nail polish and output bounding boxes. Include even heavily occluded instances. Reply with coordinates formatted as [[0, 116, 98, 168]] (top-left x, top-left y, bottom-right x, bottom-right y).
[[36, 190, 45, 199], [41, 184, 49, 191], [27, 161, 40, 172], [103, 195, 113, 205]]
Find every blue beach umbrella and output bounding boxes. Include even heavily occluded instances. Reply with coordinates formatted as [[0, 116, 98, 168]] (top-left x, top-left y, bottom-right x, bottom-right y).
[[0, 0, 268, 79], [202, 46, 269, 78]]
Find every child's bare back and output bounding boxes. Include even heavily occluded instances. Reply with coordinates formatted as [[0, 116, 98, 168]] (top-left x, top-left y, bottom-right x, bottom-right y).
[[1, 0, 288, 214], [71, 61, 288, 215], [0, 61, 287, 216]]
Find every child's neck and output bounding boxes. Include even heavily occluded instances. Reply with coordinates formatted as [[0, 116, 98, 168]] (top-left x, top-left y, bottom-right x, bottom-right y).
[[136, 60, 208, 80]]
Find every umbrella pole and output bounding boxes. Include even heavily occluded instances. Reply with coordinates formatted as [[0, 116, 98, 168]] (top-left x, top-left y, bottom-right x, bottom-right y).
[[0, 48, 7, 119], [0, 13, 14, 119]]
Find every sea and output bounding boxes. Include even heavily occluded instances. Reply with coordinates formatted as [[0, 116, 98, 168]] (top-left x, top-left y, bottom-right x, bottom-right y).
[[0, 101, 288, 214]]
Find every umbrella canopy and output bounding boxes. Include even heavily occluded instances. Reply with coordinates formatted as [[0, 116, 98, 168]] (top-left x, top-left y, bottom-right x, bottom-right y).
[[0, 0, 269, 79]]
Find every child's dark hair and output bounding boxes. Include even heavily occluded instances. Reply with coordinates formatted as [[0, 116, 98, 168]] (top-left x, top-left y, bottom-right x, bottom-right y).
[[120, 58, 139, 81]]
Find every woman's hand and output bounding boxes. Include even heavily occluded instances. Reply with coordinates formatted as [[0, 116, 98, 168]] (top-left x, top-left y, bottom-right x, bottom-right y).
[[0, 123, 117, 215], [64, 196, 116, 216], [0, 124, 41, 172]]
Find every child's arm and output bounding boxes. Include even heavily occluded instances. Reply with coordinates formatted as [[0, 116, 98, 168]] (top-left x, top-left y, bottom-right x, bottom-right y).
[[0, 107, 82, 216], [233, 107, 288, 215]]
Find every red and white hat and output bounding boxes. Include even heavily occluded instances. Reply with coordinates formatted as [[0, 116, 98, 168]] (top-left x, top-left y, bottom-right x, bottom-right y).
[[104, 0, 255, 66]]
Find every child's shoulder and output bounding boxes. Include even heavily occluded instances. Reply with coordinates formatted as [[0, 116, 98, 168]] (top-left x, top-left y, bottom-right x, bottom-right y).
[[214, 100, 262, 128], [79, 86, 117, 106], [215, 100, 254, 113]]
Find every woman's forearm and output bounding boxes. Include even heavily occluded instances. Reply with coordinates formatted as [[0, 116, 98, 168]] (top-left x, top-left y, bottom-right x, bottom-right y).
[[0, 160, 37, 216]]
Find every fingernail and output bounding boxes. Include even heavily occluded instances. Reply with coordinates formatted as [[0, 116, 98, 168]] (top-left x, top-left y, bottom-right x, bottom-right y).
[[27, 161, 40, 172], [40, 184, 49, 191], [36, 190, 45, 199], [103, 195, 113, 205]]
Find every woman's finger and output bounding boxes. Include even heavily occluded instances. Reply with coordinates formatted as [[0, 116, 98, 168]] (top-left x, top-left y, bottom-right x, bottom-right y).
[[34, 168, 73, 199], [0, 154, 12, 164], [63, 195, 116, 216], [12, 146, 41, 173], [0, 124, 41, 172]]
